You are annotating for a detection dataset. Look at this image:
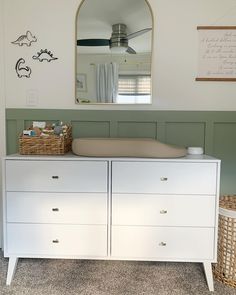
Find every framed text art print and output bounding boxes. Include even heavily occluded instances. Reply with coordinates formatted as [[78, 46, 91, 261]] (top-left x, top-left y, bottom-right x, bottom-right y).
[[196, 26, 236, 81]]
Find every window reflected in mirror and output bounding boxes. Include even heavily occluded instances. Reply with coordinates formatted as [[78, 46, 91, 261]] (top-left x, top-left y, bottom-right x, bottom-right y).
[[118, 74, 151, 104], [76, 0, 152, 104]]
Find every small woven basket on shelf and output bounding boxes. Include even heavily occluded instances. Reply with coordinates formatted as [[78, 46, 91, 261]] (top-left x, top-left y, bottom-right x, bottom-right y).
[[213, 195, 236, 288], [19, 126, 72, 155]]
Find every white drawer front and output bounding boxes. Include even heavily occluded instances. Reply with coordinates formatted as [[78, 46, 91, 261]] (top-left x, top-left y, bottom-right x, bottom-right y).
[[112, 161, 217, 195], [7, 224, 107, 257], [112, 226, 214, 260], [112, 194, 215, 227], [7, 192, 107, 224], [6, 160, 107, 192]]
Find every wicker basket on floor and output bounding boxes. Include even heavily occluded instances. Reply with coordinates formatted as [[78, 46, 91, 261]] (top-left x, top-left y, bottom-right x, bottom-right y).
[[19, 126, 72, 155], [213, 195, 236, 288]]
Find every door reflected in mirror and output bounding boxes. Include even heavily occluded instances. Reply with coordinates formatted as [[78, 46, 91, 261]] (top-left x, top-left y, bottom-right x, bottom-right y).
[[76, 0, 153, 104]]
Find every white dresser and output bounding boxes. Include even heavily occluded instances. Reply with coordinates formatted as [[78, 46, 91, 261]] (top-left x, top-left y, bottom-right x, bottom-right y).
[[2, 154, 220, 291]]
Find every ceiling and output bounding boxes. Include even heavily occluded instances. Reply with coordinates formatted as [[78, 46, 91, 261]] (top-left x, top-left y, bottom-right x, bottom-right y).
[[76, 0, 152, 54]]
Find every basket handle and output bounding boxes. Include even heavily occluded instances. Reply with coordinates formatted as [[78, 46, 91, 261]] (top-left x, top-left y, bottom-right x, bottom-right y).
[[219, 207, 236, 218]]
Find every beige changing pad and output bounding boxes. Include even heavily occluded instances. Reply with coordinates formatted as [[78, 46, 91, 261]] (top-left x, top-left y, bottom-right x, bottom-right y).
[[72, 138, 187, 158]]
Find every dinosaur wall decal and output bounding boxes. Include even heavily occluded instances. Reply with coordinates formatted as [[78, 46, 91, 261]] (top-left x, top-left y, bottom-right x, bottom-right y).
[[15, 58, 32, 78], [32, 49, 58, 62], [11, 31, 37, 47]]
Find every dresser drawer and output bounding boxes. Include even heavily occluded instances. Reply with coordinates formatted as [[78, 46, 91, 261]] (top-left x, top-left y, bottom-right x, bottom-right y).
[[112, 161, 217, 195], [112, 226, 214, 260], [7, 224, 107, 257], [7, 192, 107, 224], [5, 160, 107, 192], [112, 194, 215, 227]]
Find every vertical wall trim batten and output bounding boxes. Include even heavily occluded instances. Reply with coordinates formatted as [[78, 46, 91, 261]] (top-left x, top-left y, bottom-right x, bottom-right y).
[[204, 121, 214, 155]]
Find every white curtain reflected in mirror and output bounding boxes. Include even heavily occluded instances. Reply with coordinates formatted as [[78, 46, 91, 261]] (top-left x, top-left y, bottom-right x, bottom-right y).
[[76, 0, 152, 104], [96, 62, 118, 103]]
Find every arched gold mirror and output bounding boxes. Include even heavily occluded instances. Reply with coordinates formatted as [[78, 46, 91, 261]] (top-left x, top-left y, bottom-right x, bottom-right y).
[[76, 0, 153, 104]]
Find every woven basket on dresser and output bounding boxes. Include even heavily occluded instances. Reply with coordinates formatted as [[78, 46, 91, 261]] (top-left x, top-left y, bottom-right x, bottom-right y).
[[213, 195, 236, 288], [19, 126, 72, 155]]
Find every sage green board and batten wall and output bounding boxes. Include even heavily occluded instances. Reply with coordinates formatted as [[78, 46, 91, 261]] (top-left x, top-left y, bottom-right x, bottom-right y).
[[6, 109, 236, 194]]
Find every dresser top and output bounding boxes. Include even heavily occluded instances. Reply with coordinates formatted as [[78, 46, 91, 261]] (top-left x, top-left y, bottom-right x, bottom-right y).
[[4, 153, 220, 163]]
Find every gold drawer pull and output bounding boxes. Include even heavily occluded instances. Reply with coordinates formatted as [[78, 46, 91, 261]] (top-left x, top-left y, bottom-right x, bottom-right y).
[[52, 239, 59, 243], [159, 242, 167, 247], [160, 177, 168, 181], [160, 210, 167, 214], [52, 208, 59, 212], [52, 176, 59, 179]]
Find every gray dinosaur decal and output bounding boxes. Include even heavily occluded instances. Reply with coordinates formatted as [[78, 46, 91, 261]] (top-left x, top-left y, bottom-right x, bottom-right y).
[[12, 31, 37, 47], [15, 58, 32, 78], [32, 49, 58, 62]]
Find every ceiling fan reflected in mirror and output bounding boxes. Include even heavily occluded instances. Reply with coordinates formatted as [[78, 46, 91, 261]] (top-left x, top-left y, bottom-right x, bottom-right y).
[[77, 23, 152, 54]]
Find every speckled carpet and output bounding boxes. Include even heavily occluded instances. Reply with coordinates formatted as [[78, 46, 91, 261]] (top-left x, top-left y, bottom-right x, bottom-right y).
[[0, 251, 235, 295]]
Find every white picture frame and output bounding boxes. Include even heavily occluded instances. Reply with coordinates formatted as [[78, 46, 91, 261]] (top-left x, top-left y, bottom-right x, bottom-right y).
[[76, 73, 87, 91]]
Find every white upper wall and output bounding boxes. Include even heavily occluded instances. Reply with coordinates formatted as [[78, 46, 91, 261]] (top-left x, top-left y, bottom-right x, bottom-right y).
[[2, 0, 236, 110], [0, 0, 5, 152], [0, 0, 5, 248]]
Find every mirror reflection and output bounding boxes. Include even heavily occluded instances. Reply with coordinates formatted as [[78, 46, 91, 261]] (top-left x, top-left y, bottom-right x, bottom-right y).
[[76, 0, 152, 104]]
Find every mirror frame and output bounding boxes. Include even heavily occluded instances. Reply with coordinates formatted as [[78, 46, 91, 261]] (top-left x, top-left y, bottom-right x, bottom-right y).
[[75, 0, 154, 105]]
